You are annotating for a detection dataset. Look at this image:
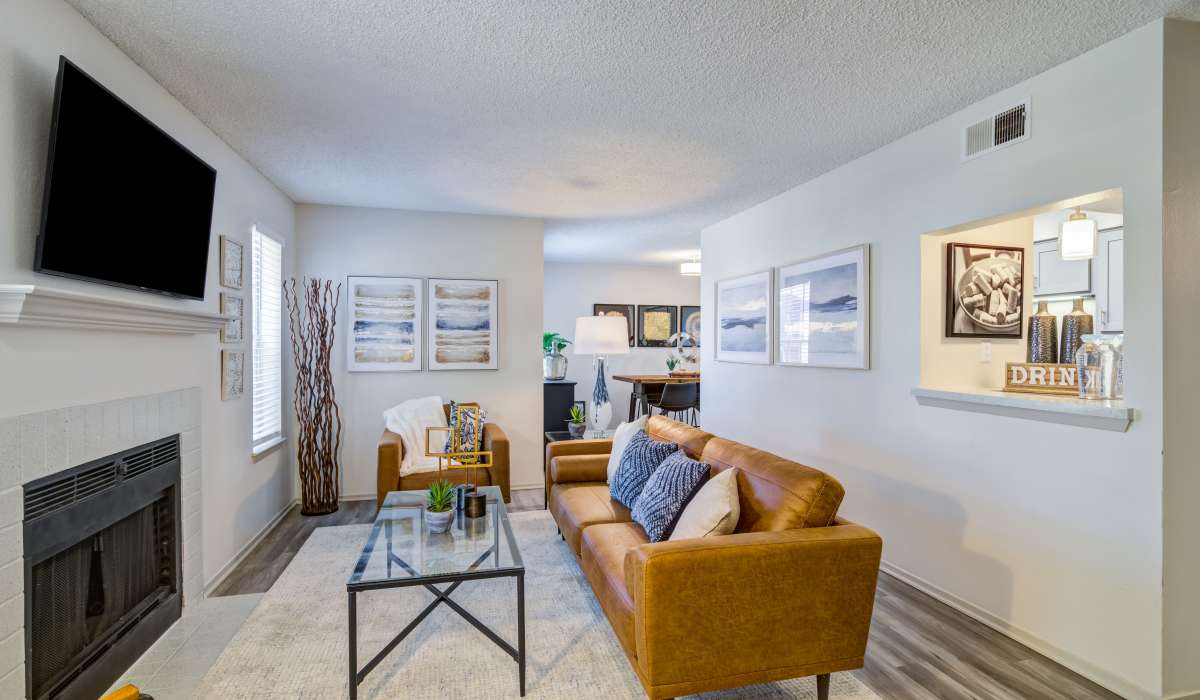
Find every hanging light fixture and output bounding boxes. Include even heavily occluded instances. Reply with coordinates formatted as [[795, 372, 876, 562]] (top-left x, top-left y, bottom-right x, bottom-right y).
[[1059, 207, 1097, 260], [679, 257, 701, 276]]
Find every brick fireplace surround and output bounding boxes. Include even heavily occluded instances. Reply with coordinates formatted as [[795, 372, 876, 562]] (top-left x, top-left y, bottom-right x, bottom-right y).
[[0, 388, 203, 696]]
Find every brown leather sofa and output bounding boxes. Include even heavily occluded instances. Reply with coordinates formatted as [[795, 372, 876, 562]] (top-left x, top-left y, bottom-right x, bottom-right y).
[[377, 404, 510, 508], [546, 416, 881, 700]]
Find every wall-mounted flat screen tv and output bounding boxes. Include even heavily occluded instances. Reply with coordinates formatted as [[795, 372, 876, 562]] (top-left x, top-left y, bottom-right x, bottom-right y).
[[35, 57, 217, 300]]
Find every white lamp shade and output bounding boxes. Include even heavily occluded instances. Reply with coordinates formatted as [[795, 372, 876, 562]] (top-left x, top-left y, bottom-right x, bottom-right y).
[[679, 261, 702, 276], [574, 316, 630, 355], [1060, 217, 1098, 260]]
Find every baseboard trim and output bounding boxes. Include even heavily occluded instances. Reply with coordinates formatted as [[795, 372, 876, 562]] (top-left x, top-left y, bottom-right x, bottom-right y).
[[338, 493, 376, 502], [510, 483, 543, 492], [880, 560, 1157, 700], [1165, 690, 1200, 700], [204, 498, 298, 596]]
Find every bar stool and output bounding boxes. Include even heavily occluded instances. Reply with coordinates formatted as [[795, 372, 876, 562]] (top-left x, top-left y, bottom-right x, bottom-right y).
[[648, 383, 699, 426]]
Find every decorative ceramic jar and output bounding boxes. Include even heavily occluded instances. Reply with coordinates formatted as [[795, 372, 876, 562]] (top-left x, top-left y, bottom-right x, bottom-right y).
[[425, 508, 453, 534], [1027, 301, 1058, 363], [567, 420, 586, 438], [1059, 298, 1094, 365], [543, 352, 567, 380]]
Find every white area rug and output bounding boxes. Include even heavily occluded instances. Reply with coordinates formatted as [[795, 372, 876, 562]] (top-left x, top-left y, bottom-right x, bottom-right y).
[[196, 511, 878, 699]]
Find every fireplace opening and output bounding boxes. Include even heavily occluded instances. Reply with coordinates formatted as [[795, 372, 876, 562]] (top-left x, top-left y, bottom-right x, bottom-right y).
[[23, 436, 182, 700]]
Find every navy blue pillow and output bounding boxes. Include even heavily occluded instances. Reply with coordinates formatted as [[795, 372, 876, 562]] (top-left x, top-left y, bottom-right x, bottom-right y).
[[610, 430, 677, 509], [631, 450, 710, 542]]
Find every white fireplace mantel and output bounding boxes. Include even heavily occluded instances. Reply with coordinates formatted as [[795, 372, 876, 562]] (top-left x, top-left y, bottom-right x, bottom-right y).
[[0, 284, 230, 334]]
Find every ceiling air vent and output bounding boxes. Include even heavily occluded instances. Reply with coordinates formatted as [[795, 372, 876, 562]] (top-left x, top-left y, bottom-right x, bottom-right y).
[[962, 99, 1029, 161]]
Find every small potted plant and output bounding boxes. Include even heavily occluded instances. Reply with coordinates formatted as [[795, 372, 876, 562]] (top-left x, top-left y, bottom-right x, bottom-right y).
[[425, 480, 455, 533], [566, 404, 587, 438], [543, 332, 571, 380]]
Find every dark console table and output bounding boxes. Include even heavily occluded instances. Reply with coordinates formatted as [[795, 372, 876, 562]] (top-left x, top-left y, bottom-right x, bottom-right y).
[[543, 380, 577, 432]]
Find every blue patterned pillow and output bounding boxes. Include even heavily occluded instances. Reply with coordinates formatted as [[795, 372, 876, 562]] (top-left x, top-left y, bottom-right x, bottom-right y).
[[632, 450, 710, 542], [444, 401, 487, 464], [610, 430, 677, 509]]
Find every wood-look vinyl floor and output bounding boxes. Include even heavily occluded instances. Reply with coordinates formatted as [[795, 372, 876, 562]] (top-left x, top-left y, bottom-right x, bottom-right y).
[[211, 489, 1120, 700]]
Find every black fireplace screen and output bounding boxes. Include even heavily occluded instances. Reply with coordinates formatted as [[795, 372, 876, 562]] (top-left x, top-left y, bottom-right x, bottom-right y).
[[24, 435, 181, 700]]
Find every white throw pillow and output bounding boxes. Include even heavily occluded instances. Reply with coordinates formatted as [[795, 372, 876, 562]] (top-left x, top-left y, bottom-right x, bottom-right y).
[[383, 396, 448, 476], [606, 415, 649, 484], [669, 468, 740, 540]]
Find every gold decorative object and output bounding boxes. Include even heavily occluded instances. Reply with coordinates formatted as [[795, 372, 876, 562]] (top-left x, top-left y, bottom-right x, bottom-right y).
[[424, 403, 493, 517], [1026, 301, 1057, 363]]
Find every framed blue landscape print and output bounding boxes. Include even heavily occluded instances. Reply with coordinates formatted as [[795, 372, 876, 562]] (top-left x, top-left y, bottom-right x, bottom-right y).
[[715, 269, 773, 365], [346, 276, 423, 372], [775, 244, 870, 369], [427, 278, 499, 370]]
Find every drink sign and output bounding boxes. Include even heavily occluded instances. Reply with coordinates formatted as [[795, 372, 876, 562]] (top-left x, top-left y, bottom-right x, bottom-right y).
[[1003, 362, 1079, 396]]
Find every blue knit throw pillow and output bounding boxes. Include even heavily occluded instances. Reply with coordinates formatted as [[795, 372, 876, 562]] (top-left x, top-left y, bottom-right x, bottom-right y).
[[610, 430, 677, 509], [632, 450, 710, 542]]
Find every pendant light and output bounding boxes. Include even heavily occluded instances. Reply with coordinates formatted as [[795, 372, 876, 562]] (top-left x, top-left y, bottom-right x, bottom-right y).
[[1059, 207, 1097, 260], [679, 257, 701, 276]]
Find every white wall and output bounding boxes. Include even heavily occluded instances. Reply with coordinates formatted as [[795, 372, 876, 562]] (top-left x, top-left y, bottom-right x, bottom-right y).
[[702, 21, 1166, 700], [543, 262, 700, 428], [295, 205, 544, 494], [0, 0, 298, 594]]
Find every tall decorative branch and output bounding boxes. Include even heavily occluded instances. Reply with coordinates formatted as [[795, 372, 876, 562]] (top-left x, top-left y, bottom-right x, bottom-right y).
[[285, 278, 343, 516]]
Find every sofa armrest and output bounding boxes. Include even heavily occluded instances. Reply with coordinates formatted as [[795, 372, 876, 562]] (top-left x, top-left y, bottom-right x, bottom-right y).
[[482, 422, 511, 502], [549, 454, 610, 485], [377, 430, 405, 509], [545, 439, 611, 504], [624, 524, 882, 691]]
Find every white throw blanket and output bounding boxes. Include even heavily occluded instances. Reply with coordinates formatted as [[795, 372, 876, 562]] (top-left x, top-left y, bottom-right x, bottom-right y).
[[383, 396, 448, 476]]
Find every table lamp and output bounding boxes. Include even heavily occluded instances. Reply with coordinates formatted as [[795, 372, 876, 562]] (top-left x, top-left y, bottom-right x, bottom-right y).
[[573, 315, 630, 436]]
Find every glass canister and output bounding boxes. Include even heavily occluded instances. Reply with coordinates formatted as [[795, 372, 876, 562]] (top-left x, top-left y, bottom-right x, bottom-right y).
[[1076, 334, 1124, 400]]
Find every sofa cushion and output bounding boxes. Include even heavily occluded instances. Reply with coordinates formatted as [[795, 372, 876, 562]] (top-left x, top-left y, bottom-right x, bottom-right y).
[[610, 430, 677, 509], [580, 522, 648, 654], [606, 416, 648, 483], [701, 437, 845, 532], [646, 416, 713, 459], [670, 467, 740, 540], [549, 483, 631, 556], [631, 450, 710, 542]]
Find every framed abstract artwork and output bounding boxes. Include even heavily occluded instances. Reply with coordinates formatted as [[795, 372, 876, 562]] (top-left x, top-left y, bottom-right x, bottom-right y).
[[776, 244, 870, 369], [219, 293, 243, 344], [220, 350, 244, 400], [220, 236, 243, 289], [715, 270, 772, 364], [945, 242, 1024, 338], [428, 278, 498, 370], [679, 305, 701, 347], [636, 305, 678, 347], [346, 276, 423, 371], [593, 303, 635, 346]]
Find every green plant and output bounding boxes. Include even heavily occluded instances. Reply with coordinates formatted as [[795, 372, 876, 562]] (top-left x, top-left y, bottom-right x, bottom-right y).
[[666, 356, 680, 371], [542, 332, 571, 355], [426, 480, 456, 513], [568, 405, 586, 424]]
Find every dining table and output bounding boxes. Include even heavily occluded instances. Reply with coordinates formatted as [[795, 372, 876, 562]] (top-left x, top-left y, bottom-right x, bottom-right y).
[[611, 374, 700, 421]]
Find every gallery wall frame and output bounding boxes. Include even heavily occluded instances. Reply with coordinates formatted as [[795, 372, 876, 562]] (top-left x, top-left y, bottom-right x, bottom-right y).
[[714, 269, 773, 365], [775, 243, 870, 369], [636, 304, 678, 347], [428, 278, 499, 371], [945, 242, 1025, 339], [679, 305, 701, 347], [346, 275, 424, 372]]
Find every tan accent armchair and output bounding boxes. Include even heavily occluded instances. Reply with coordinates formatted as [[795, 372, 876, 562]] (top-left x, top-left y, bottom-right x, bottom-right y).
[[377, 404, 510, 508], [545, 416, 882, 699]]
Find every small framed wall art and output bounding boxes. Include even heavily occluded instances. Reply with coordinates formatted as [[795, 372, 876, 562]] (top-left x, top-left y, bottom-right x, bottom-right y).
[[221, 350, 244, 400], [715, 269, 772, 364], [428, 278, 499, 370], [945, 242, 1024, 338], [346, 276, 423, 371], [219, 293, 243, 344], [593, 304, 635, 346], [776, 244, 870, 369], [220, 236, 244, 289], [679, 305, 701, 347], [636, 305, 678, 347]]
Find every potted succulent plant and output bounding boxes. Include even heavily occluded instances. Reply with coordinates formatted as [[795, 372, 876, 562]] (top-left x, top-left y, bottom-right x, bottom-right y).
[[543, 332, 571, 380], [425, 480, 455, 533], [566, 404, 587, 438]]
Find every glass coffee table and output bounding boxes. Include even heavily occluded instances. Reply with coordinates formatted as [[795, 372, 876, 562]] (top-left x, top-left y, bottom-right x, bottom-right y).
[[346, 486, 525, 698]]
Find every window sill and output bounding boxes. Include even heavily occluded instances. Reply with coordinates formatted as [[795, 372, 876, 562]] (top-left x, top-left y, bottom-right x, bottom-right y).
[[252, 436, 287, 461], [911, 387, 1134, 432]]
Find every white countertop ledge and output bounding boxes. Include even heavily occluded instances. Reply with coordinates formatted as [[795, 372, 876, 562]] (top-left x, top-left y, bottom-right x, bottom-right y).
[[911, 387, 1134, 432]]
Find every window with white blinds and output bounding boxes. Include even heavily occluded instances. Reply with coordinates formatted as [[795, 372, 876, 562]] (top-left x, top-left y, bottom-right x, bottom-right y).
[[252, 226, 283, 451]]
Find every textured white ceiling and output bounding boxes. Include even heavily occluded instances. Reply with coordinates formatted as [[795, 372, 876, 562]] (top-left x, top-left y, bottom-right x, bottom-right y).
[[68, 0, 1200, 264]]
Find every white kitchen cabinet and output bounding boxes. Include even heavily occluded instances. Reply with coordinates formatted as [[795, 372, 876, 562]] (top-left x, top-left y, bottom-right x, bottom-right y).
[[1033, 239, 1091, 296], [1094, 228, 1124, 332]]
